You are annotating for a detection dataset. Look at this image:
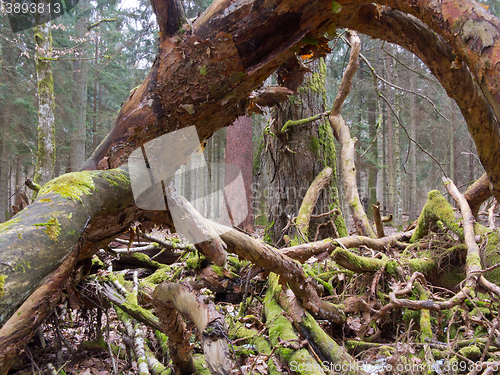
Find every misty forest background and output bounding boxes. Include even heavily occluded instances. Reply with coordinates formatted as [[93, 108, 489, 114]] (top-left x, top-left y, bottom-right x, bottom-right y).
[[0, 0, 495, 229]]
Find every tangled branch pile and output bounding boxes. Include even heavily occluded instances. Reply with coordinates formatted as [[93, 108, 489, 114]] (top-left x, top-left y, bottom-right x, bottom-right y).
[[7, 176, 500, 375]]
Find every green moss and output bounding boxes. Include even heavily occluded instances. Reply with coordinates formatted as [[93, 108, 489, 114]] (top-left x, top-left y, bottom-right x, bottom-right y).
[[466, 252, 482, 269], [0, 217, 22, 233], [14, 260, 31, 273], [193, 354, 211, 375], [332, 1, 342, 13], [144, 267, 172, 284], [38, 198, 52, 203], [308, 136, 320, 155], [33, 215, 61, 241], [459, 345, 481, 360], [45, 216, 61, 241], [198, 65, 208, 76], [332, 247, 386, 273], [411, 190, 463, 242], [406, 257, 436, 274], [38, 171, 97, 203], [263, 221, 274, 243], [0, 275, 7, 297], [230, 323, 272, 355], [132, 252, 168, 269], [91, 255, 104, 268], [417, 284, 433, 343]]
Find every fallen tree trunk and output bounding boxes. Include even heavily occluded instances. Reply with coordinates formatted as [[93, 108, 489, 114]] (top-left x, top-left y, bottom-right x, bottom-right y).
[[4, 0, 500, 371]]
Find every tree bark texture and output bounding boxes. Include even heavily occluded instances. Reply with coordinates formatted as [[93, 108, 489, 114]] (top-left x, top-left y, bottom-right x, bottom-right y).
[[268, 58, 345, 244], [225, 116, 254, 231], [68, 5, 89, 172], [34, 22, 56, 187]]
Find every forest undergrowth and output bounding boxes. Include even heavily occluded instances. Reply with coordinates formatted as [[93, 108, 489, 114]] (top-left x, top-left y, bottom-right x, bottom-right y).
[[8, 178, 500, 375]]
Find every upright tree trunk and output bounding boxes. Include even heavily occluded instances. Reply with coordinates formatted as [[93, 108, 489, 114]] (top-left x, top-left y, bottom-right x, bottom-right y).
[[68, 7, 88, 172], [268, 59, 346, 244], [386, 52, 395, 217], [92, 31, 99, 153], [225, 116, 254, 231], [367, 91, 378, 218], [394, 106, 402, 229], [0, 34, 15, 222], [469, 138, 475, 184], [409, 58, 417, 220], [33, 21, 56, 188], [0, 142, 9, 222]]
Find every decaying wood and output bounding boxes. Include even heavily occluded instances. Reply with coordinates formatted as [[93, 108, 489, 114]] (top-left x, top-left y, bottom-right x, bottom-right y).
[[165, 184, 227, 267], [264, 273, 328, 375], [99, 283, 162, 331], [296, 166, 332, 241], [0, 248, 80, 374], [212, 222, 346, 324], [5, 0, 500, 370], [0, 169, 139, 328], [328, 31, 375, 238], [371, 178, 488, 322], [281, 231, 412, 263], [465, 173, 492, 218], [278, 287, 361, 374], [372, 202, 385, 238], [153, 282, 231, 375], [247, 85, 298, 114]]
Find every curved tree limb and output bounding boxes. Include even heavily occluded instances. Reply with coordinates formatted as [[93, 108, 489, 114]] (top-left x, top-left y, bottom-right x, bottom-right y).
[[328, 30, 375, 238], [296, 166, 332, 242]]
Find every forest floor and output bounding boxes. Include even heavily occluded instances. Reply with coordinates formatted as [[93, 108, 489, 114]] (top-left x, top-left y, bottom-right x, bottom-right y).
[[8, 194, 500, 375]]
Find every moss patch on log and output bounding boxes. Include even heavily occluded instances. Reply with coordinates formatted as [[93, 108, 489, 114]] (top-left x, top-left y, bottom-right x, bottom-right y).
[[34, 215, 61, 241], [0, 275, 6, 297], [0, 217, 22, 233], [38, 171, 97, 203], [411, 190, 462, 242]]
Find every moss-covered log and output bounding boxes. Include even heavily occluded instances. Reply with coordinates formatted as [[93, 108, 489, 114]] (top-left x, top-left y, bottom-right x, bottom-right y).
[[276, 282, 362, 374], [264, 273, 327, 375], [0, 168, 135, 328], [211, 222, 346, 324]]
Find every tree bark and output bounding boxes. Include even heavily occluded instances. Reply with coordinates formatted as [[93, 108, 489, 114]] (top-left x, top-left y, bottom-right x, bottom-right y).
[[225, 116, 254, 231], [34, 21, 56, 187], [268, 58, 346, 244], [68, 5, 89, 172]]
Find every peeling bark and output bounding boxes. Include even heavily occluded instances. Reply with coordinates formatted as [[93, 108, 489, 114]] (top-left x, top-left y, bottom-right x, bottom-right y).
[[153, 282, 231, 375]]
